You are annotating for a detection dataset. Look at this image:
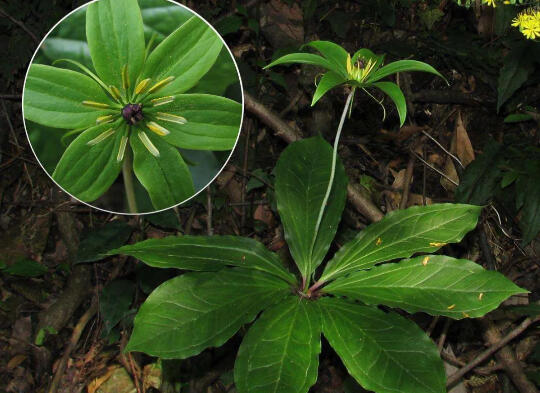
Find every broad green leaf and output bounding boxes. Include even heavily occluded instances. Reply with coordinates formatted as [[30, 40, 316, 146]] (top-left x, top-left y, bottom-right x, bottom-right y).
[[305, 41, 348, 77], [53, 122, 125, 202], [265, 53, 335, 72], [24, 64, 114, 129], [275, 137, 348, 280], [86, 0, 145, 88], [519, 170, 540, 245], [142, 16, 222, 96], [41, 37, 93, 70], [312, 71, 346, 106], [372, 81, 407, 126], [141, 2, 193, 42], [53, 7, 87, 40], [321, 297, 445, 393], [3, 259, 48, 277], [144, 94, 241, 151], [504, 113, 533, 123], [126, 268, 290, 358], [130, 131, 195, 210], [234, 297, 321, 393], [76, 221, 133, 263], [109, 235, 296, 284], [100, 279, 135, 335], [188, 48, 240, 96], [320, 203, 482, 282], [27, 121, 67, 173], [325, 255, 526, 319], [497, 43, 536, 112], [368, 60, 446, 84], [455, 140, 503, 205]]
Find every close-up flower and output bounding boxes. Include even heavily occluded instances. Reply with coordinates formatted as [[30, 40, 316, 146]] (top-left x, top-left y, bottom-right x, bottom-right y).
[[23, 0, 242, 213]]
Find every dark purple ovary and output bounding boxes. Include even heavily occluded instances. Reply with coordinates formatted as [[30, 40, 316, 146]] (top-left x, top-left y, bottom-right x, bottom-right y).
[[122, 104, 143, 125]]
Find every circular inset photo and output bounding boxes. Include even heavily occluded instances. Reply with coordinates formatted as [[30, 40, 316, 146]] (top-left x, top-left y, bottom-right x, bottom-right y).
[[22, 0, 243, 214]]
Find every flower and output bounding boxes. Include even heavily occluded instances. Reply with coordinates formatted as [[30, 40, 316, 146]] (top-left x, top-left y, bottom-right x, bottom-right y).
[[512, 8, 540, 40], [81, 72, 184, 160], [265, 40, 446, 126], [482, 0, 497, 7], [346, 53, 377, 83], [23, 0, 242, 211]]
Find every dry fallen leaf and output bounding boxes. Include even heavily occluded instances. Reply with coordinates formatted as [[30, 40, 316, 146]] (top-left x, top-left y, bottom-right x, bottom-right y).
[[455, 112, 475, 166], [254, 203, 275, 227], [390, 168, 407, 190], [441, 111, 474, 191]]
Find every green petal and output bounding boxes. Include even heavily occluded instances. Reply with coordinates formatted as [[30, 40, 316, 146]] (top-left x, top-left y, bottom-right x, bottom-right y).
[[368, 60, 447, 84], [372, 81, 407, 126], [130, 130, 195, 210], [312, 71, 347, 106], [265, 52, 335, 71], [144, 94, 242, 151], [24, 64, 115, 129], [52, 121, 125, 202], [304, 41, 349, 77], [141, 16, 222, 96], [86, 0, 145, 88]]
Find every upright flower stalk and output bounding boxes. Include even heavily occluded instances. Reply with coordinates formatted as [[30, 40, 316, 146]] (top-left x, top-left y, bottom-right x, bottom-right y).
[[266, 40, 446, 285]]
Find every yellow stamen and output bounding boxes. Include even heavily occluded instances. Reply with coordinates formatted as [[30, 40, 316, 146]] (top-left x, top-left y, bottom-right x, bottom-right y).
[[346, 53, 353, 75], [138, 131, 159, 157], [148, 76, 175, 94], [96, 115, 114, 125], [87, 128, 115, 145], [156, 112, 187, 125], [429, 242, 447, 247], [146, 121, 170, 136], [422, 256, 429, 266], [150, 96, 175, 107], [135, 78, 151, 94], [478, 293, 484, 301], [375, 237, 382, 246], [122, 65, 129, 90], [82, 100, 110, 109], [447, 304, 456, 310], [109, 85, 122, 101], [117, 135, 128, 162]]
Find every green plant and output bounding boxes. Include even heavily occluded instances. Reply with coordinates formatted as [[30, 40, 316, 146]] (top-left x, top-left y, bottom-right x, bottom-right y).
[[23, 0, 242, 212], [265, 40, 448, 257], [265, 40, 446, 125], [109, 135, 526, 393]]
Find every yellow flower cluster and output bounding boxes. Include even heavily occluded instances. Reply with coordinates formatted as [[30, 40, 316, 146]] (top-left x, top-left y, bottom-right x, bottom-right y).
[[482, 0, 497, 7], [346, 54, 376, 83], [512, 8, 540, 40]]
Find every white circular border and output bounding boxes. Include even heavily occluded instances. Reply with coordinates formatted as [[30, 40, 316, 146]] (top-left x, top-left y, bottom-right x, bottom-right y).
[[21, 0, 245, 216]]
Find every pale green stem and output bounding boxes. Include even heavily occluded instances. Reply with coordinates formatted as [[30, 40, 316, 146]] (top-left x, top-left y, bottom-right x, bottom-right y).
[[122, 147, 138, 214], [305, 88, 355, 290]]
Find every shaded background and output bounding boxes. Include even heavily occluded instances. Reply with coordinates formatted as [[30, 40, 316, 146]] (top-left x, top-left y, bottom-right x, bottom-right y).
[[0, 0, 539, 392]]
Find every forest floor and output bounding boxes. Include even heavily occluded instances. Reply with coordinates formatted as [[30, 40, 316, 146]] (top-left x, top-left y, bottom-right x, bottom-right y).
[[0, 1, 539, 393]]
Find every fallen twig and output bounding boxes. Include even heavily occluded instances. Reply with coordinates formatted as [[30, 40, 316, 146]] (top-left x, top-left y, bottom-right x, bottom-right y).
[[481, 319, 539, 393], [0, 5, 39, 44], [446, 316, 539, 388], [48, 299, 98, 393]]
